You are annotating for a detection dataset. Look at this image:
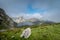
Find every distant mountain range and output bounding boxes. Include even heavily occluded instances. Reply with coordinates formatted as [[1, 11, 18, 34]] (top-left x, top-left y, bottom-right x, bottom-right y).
[[0, 8, 55, 29], [13, 16, 54, 27]]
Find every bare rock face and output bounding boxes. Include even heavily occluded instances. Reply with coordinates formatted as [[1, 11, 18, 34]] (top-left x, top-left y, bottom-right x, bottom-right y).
[[13, 16, 25, 23], [0, 8, 16, 29]]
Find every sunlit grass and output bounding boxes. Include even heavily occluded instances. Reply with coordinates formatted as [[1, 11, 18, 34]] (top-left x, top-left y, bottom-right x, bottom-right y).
[[0, 24, 60, 40]]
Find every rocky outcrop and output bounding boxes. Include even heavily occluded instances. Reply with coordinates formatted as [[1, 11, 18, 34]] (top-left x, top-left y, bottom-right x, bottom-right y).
[[13, 16, 25, 23], [0, 8, 17, 29]]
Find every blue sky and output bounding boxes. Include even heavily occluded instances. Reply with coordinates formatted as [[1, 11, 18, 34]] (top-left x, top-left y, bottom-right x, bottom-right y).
[[0, 0, 60, 22]]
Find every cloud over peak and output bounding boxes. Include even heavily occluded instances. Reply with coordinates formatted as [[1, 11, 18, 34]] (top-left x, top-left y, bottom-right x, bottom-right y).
[[0, 0, 60, 22]]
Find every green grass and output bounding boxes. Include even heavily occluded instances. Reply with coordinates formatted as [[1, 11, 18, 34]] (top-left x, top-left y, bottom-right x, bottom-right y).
[[0, 24, 60, 40]]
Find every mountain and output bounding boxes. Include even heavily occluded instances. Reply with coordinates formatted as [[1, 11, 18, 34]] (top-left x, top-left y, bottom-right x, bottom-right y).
[[13, 16, 25, 23], [0, 8, 55, 29], [13, 17, 43, 27], [13, 16, 54, 27], [0, 8, 17, 29]]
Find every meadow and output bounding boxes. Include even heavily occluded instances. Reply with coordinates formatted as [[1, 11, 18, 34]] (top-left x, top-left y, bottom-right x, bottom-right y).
[[0, 23, 60, 40]]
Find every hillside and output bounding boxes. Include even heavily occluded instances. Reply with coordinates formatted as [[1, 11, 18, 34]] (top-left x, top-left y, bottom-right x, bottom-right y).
[[0, 8, 17, 29], [0, 23, 60, 40]]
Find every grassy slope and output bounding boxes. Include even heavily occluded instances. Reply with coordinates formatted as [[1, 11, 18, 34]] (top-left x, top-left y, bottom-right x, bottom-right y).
[[0, 24, 60, 40]]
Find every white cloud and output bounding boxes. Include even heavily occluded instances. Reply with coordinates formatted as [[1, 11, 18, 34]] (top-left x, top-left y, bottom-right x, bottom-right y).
[[31, 13, 43, 19], [12, 9, 60, 22], [31, 0, 60, 22], [0, 0, 60, 22], [14, 13, 43, 19], [42, 9, 60, 22]]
